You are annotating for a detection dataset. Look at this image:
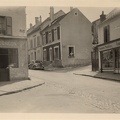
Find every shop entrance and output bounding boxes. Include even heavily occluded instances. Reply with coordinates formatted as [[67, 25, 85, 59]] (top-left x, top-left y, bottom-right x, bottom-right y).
[[0, 48, 9, 81]]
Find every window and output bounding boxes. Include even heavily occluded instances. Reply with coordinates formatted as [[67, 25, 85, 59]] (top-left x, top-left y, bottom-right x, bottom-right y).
[[49, 48, 53, 61], [0, 16, 12, 36], [34, 37, 36, 48], [30, 39, 33, 49], [0, 48, 18, 68], [37, 36, 40, 46], [54, 28, 57, 40], [43, 49, 47, 61], [68, 46, 75, 58], [102, 50, 113, 69], [42, 34, 46, 45], [52, 29, 54, 41], [9, 49, 18, 68], [48, 31, 52, 43], [57, 26, 60, 40], [104, 25, 110, 43], [45, 31, 48, 44], [54, 46, 59, 60]]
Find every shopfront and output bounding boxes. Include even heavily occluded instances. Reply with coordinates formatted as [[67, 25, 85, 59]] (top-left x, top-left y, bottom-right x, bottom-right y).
[[98, 39, 120, 73]]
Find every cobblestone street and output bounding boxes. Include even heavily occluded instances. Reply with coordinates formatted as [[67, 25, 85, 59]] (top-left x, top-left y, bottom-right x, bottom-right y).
[[0, 68, 120, 113]]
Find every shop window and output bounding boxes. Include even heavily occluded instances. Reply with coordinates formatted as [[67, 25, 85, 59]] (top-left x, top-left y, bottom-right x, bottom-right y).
[[8, 48, 18, 68], [68, 46, 75, 58], [102, 50, 113, 69], [54, 46, 59, 60], [104, 25, 110, 43], [0, 16, 12, 36]]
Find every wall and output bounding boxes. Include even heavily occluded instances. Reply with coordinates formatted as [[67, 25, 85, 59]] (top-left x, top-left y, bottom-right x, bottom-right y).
[[60, 8, 92, 67], [27, 30, 43, 62], [0, 38, 28, 80], [0, 7, 26, 37], [98, 15, 120, 44]]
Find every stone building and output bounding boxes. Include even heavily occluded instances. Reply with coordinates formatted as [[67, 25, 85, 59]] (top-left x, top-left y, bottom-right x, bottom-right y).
[[27, 8, 65, 63], [41, 7, 92, 67], [95, 8, 120, 73], [0, 7, 28, 81]]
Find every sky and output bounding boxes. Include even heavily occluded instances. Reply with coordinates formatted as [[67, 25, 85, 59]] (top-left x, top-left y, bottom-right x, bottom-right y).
[[26, 7, 114, 29]]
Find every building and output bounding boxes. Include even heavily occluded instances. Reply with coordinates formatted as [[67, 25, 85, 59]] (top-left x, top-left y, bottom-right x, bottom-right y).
[[96, 8, 120, 73], [41, 7, 92, 67], [27, 8, 65, 63], [0, 7, 28, 81], [91, 11, 106, 71]]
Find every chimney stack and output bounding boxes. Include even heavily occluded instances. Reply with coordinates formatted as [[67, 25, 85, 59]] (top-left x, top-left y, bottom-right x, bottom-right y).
[[70, 7, 73, 11], [30, 23, 32, 28], [35, 17, 39, 24], [50, 6, 54, 22], [40, 16, 42, 24], [100, 11, 106, 22]]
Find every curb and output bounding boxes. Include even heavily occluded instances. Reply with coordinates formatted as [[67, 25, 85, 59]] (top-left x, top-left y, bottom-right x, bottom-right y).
[[73, 73, 120, 83], [0, 82, 45, 97]]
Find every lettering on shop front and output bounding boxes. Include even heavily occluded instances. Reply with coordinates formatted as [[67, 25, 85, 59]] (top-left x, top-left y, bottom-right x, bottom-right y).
[[99, 44, 113, 51], [99, 41, 120, 51]]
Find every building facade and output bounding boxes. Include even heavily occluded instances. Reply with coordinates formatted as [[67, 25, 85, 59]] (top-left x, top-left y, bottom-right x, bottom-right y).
[[0, 7, 28, 81], [41, 7, 92, 67], [97, 8, 120, 73], [91, 11, 106, 71], [27, 8, 65, 64]]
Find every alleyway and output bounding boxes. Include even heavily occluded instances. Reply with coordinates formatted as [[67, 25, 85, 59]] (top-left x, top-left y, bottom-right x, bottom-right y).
[[0, 68, 120, 113]]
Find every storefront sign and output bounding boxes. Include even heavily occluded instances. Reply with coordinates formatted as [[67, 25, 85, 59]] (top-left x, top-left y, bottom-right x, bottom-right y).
[[98, 40, 120, 51]]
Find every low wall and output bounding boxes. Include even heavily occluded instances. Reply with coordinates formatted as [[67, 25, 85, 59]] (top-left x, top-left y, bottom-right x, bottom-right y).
[[9, 67, 28, 80], [62, 59, 91, 67]]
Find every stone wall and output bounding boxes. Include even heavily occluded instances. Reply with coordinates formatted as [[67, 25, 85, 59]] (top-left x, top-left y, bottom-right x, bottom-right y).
[[0, 37, 28, 81]]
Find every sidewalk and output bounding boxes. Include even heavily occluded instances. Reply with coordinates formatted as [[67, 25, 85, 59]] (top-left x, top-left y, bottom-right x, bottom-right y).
[[0, 76, 45, 96], [74, 65, 120, 82]]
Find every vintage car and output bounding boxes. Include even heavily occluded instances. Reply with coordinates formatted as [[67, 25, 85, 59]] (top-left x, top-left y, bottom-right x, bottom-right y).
[[28, 60, 44, 70]]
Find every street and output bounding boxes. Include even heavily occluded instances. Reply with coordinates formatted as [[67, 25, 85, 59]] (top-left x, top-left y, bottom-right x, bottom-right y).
[[0, 68, 120, 113]]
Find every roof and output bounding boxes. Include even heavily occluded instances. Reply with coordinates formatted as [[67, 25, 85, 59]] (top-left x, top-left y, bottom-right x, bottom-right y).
[[100, 8, 120, 25], [41, 14, 67, 32], [27, 10, 65, 36]]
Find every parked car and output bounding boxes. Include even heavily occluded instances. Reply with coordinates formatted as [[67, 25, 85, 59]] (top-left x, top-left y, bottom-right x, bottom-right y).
[[28, 60, 44, 70]]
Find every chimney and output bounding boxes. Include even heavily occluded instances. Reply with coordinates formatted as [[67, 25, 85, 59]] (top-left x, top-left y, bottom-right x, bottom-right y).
[[50, 6, 54, 22], [100, 11, 106, 22], [70, 7, 73, 11], [35, 17, 39, 24], [40, 16, 42, 24], [30, 23, 32, 28]]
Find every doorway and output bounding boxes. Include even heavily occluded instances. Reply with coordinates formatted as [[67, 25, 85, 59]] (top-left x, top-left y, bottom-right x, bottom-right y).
[[0, 48, 9, 81]]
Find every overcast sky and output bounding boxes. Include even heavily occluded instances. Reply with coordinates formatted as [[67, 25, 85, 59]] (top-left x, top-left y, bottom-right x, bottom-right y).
[[26, 7, 114, 29]]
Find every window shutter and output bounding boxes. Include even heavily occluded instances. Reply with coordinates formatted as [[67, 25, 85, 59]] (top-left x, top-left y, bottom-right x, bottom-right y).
[[57, 27, 60, 40], [6, 17, 12, 35]]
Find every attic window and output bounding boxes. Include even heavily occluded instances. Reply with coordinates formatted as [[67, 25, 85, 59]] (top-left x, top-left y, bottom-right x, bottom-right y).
[[74, 12, 78, 16]]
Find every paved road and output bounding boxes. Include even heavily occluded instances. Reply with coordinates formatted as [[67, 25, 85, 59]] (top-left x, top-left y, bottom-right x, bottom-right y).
[[0, 68, 120, 113]]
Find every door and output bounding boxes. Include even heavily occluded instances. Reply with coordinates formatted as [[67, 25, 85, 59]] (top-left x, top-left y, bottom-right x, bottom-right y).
[[114, 48, 120, 73], [0, 48, 9, 81], [49, 48, 53, 61]]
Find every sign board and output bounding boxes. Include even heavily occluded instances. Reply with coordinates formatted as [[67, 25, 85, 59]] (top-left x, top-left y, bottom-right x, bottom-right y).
[[98, 40, 120, 51]]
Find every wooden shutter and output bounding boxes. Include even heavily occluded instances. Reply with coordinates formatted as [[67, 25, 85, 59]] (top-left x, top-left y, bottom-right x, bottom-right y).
[[6, 17, 12, 35], [57, 26, 60, 40]]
